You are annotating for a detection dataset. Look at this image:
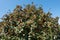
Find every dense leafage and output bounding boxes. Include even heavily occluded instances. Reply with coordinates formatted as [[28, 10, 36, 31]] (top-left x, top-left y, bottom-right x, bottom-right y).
[[0, 4, 60, 40]]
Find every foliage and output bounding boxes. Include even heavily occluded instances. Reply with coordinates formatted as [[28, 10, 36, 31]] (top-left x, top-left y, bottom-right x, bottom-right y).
[[0, 4, 60, 40]]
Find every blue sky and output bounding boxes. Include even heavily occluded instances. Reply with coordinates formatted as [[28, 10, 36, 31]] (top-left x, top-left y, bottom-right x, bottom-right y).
[[0, 0, 60, 22]]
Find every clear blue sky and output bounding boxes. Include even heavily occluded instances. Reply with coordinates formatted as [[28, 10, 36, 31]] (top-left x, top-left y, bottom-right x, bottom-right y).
[[0, 0, 60, 21]]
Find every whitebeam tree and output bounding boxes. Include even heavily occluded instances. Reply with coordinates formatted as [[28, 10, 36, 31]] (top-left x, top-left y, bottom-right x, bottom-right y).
[[0, 4, 60, 40]]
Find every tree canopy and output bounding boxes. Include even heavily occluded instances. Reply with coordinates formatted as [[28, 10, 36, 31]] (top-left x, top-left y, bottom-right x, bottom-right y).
[[0, 4, 60, 40]]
